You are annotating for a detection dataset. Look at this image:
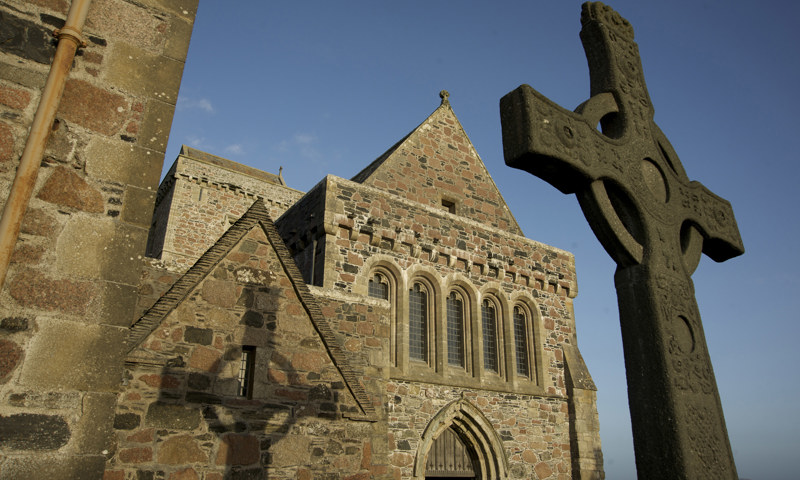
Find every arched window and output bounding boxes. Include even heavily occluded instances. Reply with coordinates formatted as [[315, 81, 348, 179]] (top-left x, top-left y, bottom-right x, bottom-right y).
[[513, 305, 530, 377], [409, 282, 430, 363], [368, 272, 389, 300], [481, 299, 499, 372], [365, 263, 399, 366], [446, 291, 465, 368]]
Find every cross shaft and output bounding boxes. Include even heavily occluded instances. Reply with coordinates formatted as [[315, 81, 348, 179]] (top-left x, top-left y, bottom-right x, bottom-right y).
[[501, 3, 744, 478]]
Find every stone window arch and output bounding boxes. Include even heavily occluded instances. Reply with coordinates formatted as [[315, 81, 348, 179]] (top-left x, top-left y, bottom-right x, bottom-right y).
[[368, 271, 390, 300], [480, 296, 501, 374], [409, 279, 434, 364], [363, 261, 401, 366], [414, 397, 510, 480], [446, 289, 467, 369], [508, 294, 544, 388], [395, 267, 441, 374], [512, 304, 531, 378]]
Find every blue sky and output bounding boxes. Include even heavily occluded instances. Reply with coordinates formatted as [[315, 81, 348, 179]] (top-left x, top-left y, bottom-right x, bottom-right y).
[[165, 2, 800, 478]]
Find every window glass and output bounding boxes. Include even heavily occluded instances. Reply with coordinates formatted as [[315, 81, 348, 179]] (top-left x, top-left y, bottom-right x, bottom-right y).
[[446, 292, 465, 367], [409, 283, 428, 362], [482, 300, 498, 372], [513, 306, 530, 377], [237, 346, 256, 398], [368, 273, 389, 299]]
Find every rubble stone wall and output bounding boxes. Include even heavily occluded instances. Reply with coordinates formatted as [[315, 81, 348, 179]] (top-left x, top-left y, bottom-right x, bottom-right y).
[[0, 1, 198, 478], [111, 226, 388, 479], [353, 105, 522, 234], [150, 150, 304, 272], [386, 381, 573, 480]]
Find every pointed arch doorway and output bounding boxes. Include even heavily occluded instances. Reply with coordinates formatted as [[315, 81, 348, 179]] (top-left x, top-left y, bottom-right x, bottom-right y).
[[414, 397, 509, 480]]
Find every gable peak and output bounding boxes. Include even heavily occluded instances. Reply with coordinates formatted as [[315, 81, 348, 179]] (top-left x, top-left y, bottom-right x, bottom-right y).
[[350, 92, 523, 234]]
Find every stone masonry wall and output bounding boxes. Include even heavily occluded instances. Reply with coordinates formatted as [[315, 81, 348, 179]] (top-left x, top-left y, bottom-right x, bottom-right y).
[[0, 1, 197, 478], [275, 176, 578, 397], [568, 388, 604, 479], [145, 172, 175, 260], [274, 178, 328, 285], [151, 151, 304, 272], [387, 382, 573, 480], [322, 176, 576, 297], [354, 104, 522, 235], [111, 226, 387, 479], [134, 257, 182, 320], [306, 288, 577, 480]]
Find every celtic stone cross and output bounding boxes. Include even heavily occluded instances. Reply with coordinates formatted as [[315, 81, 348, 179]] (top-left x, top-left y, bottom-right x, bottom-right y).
[[500, 3, 743, 478]]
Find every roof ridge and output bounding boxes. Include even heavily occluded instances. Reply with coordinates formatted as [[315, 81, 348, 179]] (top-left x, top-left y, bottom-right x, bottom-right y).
[[350, 95, 452, 184], [258, 218, 376, 419], [126, 200, 269, 353]]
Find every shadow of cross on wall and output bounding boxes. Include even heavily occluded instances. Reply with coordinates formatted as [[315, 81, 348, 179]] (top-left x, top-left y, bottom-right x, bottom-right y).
[[163, 350, 339, 480], [114, 206, 373, 480], [121, 283, 359, 480]]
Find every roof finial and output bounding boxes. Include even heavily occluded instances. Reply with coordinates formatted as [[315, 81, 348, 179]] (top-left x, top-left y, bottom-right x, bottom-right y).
[[439, 90, 450, 105]]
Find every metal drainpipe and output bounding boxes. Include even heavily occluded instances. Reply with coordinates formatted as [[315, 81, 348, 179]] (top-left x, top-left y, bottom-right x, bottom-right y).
[[0, 0, 91, 288]]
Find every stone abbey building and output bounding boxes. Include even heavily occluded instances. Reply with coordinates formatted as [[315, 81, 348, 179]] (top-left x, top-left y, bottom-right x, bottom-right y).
[[0, 1, 602, 479], [111, 96, 604, 479]]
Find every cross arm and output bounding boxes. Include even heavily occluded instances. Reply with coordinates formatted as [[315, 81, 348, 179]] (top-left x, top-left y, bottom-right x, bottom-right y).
[[680, 180, 744, 262], [500, 84, 618, 194]]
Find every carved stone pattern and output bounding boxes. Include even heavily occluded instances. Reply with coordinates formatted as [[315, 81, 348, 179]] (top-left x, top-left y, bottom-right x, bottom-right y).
[[676, 183, 735, 240], [686, 404, 732, 479], [501, 4, 744, 477], [583, 3, 635, 42], [656, 226, 683, 275], [655, 273, 715, 396], [600, 14, 651, 142]]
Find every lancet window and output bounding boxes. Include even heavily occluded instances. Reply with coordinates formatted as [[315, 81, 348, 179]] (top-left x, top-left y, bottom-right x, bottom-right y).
[[409, 282, 431, 363], [513, 305, 530, 377], [367, 260, 542, 391], [481, 298, 499, 373], [446, 291, 466, 368], [368, 272, 389, 300]]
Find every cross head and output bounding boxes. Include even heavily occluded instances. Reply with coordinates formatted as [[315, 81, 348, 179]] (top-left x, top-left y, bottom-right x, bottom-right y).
[[501, 3, 744, 478]]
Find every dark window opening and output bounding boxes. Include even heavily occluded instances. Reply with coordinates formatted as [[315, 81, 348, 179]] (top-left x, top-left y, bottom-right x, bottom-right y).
[[409, 283, 429, 362], [482, 300, 498, 372], [237, 346, 256, 398], [441, 198, 456, 214], [311, 236, 324, 286], [446, 292, 465, 367], [513, 306, 530, 377]]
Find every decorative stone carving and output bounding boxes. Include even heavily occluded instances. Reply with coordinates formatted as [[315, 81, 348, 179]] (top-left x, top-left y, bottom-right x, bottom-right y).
[[500, 3, 744, 478]]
